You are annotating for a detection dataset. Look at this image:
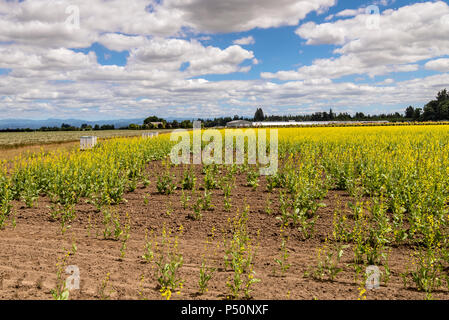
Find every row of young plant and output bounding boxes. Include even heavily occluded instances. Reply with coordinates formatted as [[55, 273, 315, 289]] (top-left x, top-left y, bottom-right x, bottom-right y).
[[51, 202, 262, 300], [3, 126, 449, 299], [0, 129, 274, 230], [20, 159, 449, 300], [275, 126, 449, 299], [0, 135, 175, 231]]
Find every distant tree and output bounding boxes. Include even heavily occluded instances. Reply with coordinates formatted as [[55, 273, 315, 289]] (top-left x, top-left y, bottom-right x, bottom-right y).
[[423, 102, 437, 121], [436, 89, 449, 102], [180, 120, 192, 128], [413, 108, 422, 120], [144, 116, 166, 125], [94, 124, 100, 130], [419, 89, 449, 121], [100, 124, 115, 130], [405, 106, 415, 119], [355, 112, 365, 119], [254, 108, 265, 121], [440, 100, 449, 120]]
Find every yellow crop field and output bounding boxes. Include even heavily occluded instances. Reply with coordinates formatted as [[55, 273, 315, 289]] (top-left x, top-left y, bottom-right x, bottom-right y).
[[1, 125, 448, 300]]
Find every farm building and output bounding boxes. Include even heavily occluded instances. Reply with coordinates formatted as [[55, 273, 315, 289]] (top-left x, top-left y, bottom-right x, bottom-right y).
[[149, 122, 164, 128], [226, 120, 391, 128], [226, 120, 252, 128], [252, 121, 390, 127]]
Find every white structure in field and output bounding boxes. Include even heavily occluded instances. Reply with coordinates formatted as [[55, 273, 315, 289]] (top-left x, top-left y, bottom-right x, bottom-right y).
[[250, 121, 391, 127], [225, 120, 252, 128], [142, 132, 159, 138], [80, 136, 97, 150]]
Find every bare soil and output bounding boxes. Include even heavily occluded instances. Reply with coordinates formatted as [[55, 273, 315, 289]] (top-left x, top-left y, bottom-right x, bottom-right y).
[[0, 161, 448, 300]]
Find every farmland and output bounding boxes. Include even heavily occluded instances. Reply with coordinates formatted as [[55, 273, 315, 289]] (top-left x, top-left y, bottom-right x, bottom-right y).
[[0, 125, 449, 300], [0, 129, 169, 149]]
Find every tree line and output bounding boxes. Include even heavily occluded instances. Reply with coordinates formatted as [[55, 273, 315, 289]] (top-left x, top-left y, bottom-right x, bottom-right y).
[[1, 89, 448, 132], [405, 89, 449, 121]]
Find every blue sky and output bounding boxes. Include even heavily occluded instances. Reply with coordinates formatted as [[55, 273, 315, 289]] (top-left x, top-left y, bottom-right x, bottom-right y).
[[1, 0, 449, 120]]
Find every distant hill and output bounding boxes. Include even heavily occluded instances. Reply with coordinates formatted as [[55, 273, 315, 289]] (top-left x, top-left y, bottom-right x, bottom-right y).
[[0, 117, 188, 130]]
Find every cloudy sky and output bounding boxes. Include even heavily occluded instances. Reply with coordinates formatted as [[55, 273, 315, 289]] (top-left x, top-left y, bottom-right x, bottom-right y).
[[1, 0, 449, 120]]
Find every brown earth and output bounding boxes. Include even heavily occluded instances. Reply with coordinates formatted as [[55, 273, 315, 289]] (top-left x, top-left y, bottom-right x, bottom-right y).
[[0, 160, 448, 300]]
